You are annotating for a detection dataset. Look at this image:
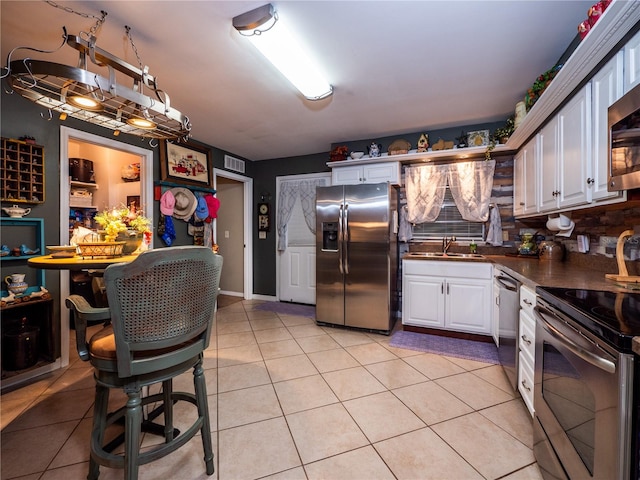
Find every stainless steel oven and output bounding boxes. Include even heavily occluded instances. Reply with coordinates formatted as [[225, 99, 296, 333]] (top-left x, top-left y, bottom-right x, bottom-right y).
[[608, 81, 640, 191], [533, 287, 640, 480]]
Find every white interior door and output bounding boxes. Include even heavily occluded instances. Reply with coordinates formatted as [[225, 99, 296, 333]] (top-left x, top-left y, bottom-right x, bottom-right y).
[[277, 173, 329, 304]]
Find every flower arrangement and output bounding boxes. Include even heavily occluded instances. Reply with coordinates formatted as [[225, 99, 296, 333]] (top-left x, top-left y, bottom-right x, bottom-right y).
[[329, 145, 349, 162], [94, 205, 151, 242], [525, 64, 563, 111]]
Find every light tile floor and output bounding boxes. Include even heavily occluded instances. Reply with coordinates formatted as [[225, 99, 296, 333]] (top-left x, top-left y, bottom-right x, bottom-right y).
[[1, 297, 543, 479]]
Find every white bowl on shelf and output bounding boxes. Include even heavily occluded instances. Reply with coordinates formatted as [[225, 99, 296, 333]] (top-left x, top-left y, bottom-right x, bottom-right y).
[[350, 151, 364, 159]]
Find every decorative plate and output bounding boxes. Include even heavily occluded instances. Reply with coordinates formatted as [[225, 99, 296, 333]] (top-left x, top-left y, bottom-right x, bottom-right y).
[[467, 130, 490, 147]]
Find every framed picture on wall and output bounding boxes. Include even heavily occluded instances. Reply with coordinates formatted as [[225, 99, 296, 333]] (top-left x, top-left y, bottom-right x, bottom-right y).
[[126, 195, 141, 212], [160, 140, 213, 188]]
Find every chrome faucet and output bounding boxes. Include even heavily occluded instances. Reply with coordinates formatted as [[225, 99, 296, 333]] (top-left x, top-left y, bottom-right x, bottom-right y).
[[442, 236, 456, 254]]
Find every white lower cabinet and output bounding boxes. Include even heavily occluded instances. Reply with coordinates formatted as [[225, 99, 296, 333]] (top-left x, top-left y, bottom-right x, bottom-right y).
[[402, 260, 493, 335], [518, 285, 536, 416]]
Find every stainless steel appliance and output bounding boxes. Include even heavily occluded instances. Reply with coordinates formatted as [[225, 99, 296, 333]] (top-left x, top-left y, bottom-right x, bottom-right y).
[[495, 271, 520, 390], [608, 81, 640, 191], [534, 286, 640, 479], [315, 183, 398, 334]]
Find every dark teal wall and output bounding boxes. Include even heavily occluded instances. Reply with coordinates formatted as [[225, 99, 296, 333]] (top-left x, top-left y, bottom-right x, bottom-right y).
[[250, 153, 330, 295], [2, 88, 508, 301], [0, 90, 253, 316], [330, 122, 506, 154], [1, 91, 162, 318]]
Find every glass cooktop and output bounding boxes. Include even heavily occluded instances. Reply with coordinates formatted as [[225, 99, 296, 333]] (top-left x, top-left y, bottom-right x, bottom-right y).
[[537, 286, 640, 352]]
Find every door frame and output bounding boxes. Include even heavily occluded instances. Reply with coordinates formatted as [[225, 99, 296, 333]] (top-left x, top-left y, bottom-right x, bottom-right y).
[[213, 168, 253, 299], [58, 126, 153, 366], [275, 172, 330, 302]]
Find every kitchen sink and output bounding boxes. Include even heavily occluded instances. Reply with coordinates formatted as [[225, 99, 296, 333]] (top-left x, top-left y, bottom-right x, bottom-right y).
[[445, 253, 486, 259], [405, 252, 486, 260]]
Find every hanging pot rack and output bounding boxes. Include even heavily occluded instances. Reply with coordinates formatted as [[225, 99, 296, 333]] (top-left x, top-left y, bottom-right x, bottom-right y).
[[4, 31, 192, 142]]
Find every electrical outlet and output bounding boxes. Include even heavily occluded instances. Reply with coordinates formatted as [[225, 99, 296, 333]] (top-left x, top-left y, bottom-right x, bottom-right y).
[[224, 231, 230, 238]]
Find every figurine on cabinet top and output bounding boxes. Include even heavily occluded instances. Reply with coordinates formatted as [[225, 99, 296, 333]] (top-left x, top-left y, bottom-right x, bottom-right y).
[[368, 142, 382, 158], [417, 134, 429, 152]]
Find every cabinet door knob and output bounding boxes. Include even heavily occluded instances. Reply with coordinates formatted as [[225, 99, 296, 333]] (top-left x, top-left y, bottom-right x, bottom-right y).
[[586, 177, 594, 185], [521, 334, 532, 345], [523, 299, 532, 306], [520, 379, 531, 392]]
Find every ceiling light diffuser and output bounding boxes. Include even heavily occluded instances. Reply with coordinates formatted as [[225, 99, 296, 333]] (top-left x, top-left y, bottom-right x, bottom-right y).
[[233, 4, 333, 101]]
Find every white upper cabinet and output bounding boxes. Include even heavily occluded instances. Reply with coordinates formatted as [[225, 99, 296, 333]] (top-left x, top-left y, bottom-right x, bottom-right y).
[[591, 51, 624, 201], [513, 136, 538, 217], [517, 84, 598, 217], [556, 83, 591, 209], [624, 29, 640, 93], [331, 161, 401, 185], [538, 115, 560, 213]]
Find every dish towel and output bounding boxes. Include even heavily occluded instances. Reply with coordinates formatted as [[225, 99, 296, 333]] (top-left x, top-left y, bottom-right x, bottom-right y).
[[398, 205, 413, 242], [486, 205, 503, 246]]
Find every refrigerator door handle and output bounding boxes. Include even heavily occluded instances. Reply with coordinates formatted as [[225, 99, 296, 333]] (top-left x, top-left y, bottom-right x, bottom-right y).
[[338, 204, 344, 274], [343, 203, 349, 274]]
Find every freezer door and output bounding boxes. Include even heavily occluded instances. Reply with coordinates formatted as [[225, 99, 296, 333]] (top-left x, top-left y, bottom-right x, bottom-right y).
[[316, 185, 345, 325], [344, 183, 393, 331]]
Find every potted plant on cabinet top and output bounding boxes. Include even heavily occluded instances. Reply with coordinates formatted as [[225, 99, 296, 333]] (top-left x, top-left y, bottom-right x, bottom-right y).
[[493, 116, 515, 144]]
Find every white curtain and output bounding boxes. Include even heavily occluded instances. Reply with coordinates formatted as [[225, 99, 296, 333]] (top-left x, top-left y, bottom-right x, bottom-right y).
[[405, 160, 495, 224], [405, 164, 448, 223], [298, 179, 326, 234], [448, 160, 495, 222], [277, 178, 328, 251]]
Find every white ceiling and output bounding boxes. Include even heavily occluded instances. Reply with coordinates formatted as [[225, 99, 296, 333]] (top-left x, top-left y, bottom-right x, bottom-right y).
[[1, 1, 593, 160]]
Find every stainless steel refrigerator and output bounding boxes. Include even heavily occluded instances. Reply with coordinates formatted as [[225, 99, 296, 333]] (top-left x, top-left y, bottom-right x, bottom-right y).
[[315, 183, 398, 334]]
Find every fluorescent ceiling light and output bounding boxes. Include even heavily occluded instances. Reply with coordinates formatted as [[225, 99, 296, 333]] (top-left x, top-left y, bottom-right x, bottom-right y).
[[233, 4, 333, 101]]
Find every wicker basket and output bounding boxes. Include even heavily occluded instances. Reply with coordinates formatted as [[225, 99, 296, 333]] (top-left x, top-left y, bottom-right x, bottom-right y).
[[77, 241, 125, 258]]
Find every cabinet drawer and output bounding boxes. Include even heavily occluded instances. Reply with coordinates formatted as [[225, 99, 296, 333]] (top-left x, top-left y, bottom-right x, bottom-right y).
[[519, 309, 535, 364], [403, 260, 492, 279], [519, 285, 536, 314], [518, 351, 535, 416]]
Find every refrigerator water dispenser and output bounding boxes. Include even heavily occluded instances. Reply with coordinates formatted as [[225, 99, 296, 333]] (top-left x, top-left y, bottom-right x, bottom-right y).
[[322, 222, 338, 251]]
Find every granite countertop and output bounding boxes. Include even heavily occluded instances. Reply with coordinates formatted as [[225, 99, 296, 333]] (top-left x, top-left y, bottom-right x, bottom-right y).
[[405, 248, 633, 293], [487, 255, 631, 292]]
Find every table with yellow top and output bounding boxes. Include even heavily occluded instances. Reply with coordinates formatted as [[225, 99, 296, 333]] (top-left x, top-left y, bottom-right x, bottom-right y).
[[28, 254, 139, 271]]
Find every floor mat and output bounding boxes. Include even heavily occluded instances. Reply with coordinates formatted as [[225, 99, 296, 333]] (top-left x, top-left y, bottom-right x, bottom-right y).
[[254, 302, 316, 318], [389, 330, 499, 364]]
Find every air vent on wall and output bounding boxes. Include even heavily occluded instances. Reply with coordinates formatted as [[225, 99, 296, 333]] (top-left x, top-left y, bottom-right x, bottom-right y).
[[224, 155, 245, 173]]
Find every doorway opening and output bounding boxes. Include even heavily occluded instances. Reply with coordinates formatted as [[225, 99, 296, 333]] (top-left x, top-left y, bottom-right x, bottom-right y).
[[213, 168, 252, 300], [58, 126, 153, 366]]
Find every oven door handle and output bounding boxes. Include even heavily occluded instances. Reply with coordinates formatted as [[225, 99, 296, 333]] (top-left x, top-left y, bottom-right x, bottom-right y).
[[534, 305, 616, 374], [495, 275, 518, 292]]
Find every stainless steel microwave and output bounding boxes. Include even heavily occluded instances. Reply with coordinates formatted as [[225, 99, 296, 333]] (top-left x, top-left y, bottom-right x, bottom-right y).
[[608, 82, 640, 191]]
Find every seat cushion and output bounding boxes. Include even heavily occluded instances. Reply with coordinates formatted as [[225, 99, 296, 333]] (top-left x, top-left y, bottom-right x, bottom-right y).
[[88, 325, 198, 364], [89, 324, 117, 360]]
